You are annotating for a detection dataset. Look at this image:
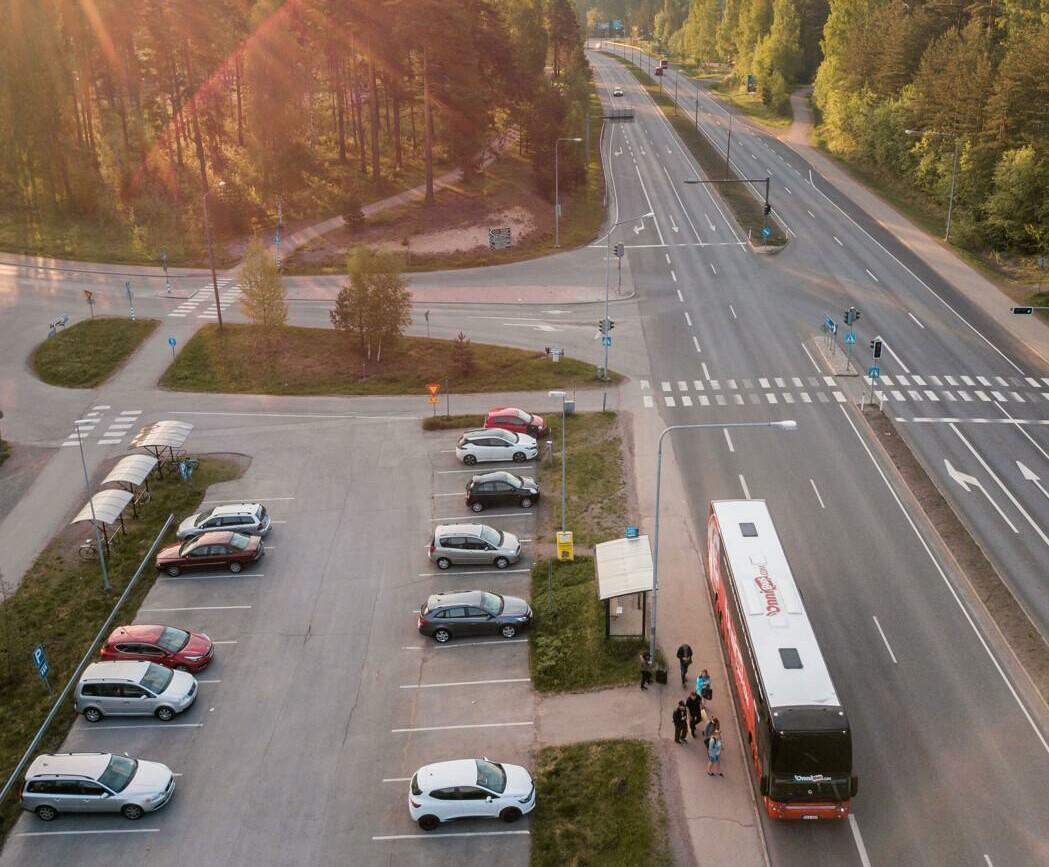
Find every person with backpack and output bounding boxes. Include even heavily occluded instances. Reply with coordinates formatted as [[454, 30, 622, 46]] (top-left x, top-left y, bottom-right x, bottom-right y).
[[695, 668, 712, 700], [707, 727, 723, 776], [703, 715, 719, 748]]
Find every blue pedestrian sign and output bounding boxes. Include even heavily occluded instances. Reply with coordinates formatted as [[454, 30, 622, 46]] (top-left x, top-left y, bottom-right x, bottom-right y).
[[168, 337, 177, 348], [761, 226, 771, 238], [33, 645, 49, 681], [601, 335, 612, 347], [844, 330, 857, 345], [868, 366, 881, 379]]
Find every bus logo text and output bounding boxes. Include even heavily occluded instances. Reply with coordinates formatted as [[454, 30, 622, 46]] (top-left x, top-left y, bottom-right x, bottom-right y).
[[754, 571, 781, 616]]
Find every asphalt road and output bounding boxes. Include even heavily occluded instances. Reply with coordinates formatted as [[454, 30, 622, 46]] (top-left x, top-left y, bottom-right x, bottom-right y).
[[588, 47, 1048, 867]]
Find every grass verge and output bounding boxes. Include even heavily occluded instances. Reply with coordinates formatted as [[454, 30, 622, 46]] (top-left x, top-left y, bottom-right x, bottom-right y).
[[160, 324, 619, 396], [531, 740, 671, 867], [30, 318, 160, 389], [709, 80, 792, 128], [0, 439, 9, 469], [606, 54, 787, 247], [421, 414, 486, 431], [0, 456, 243, 839]]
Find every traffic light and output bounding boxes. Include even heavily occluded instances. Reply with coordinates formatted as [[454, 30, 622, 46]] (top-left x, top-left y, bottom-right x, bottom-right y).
[[608, 319, 615, 331], [598, 318, 615, 334], [870, 337, 883, 359], [613, 243, 625, 258], [1011, 306, 1034, 315], [844, 306, 861, 325], [763, 202, 771, 216]]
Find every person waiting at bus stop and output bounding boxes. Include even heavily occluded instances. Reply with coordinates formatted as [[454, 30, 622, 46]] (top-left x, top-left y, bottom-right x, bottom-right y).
[[707, 727, 723, 776], [695, 668, 711, 699]]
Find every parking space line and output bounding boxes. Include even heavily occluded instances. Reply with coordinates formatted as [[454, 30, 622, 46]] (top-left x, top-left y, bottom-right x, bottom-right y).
[[211, 640, 238, 645], [161, 573, 264, 581], [436, 465, 536, 474], [84, 723, 204, 730], [197, 679, 221, 684], [16, 829, 161, 837], [201, 496, 297, 504], [141, 605, 252, 612], [431, 513, 535, 521], [436, 638, 528, 648], [382, 777, 412, 783], [373, 830, 529, 841], [400, 678, 530, 689], [401, 646, 424, 650], [417, 568, 531, 577], [391, 721, 533, 733]]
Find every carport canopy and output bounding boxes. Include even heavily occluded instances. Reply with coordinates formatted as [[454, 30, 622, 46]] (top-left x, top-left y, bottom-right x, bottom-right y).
[[595, 535, 654, 600], [101, 454, 158, 488], [130, 420, 194, 450], [71, 489, 134, 527]]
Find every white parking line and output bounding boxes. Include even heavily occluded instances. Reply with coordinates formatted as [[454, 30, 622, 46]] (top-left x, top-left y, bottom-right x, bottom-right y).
[[872, 616, 899, 664], [723, 430, 735, 453], [739, 474, 751, 499], [16, 829, 161, 837], [391, 721, 533, 734], [140, 605, 252, 613], [382, 777, 412, 783], [435, 639, 529, 649], [809, 479, 826, 509], [85, 723, 204, 730], [201, 496, 296, 504], [161, 573, 264, 581], [211, 640, 238, 645], [373, 830, 530, 841], [431, 513, 535, 522], [399, 678, 531, 689], [417, 569, 530, 577], [692, 335, 702, 353]]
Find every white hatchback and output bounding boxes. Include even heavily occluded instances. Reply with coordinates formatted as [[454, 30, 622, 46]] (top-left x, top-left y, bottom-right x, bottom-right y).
[[455, 429, 538, 465], [409, 759, 536, 831]]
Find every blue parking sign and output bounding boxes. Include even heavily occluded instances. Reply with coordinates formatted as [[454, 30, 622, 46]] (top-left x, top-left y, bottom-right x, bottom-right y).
[[33, 644, 49, 681]]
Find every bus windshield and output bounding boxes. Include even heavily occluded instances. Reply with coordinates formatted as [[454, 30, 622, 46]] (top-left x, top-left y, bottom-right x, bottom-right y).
[[772, 731, 851, 777]]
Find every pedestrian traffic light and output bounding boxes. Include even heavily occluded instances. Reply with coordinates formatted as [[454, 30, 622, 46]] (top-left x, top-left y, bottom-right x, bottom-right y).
[[763, 202, 771, 216], [1011, 306, 1034, 315], [870, 337, 883, 359], [598, 319, 606, 334], [613, 243, 625, 258], [598, 318, 615, 334]]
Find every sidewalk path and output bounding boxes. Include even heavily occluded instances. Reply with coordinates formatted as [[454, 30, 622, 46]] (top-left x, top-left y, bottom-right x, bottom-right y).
[[783, 88, 1048, 366]]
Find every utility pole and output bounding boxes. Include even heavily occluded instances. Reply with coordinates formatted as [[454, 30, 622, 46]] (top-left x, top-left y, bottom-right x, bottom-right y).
[[203, 180, 225, 330], [725, 113, 734, 175], [74, 420, 110, 592], [275, 194, 283, 269]]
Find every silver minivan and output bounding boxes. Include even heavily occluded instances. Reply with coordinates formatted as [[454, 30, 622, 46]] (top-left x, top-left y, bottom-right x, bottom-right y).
[[429, 524, 522, 570], [75, 661, 197, 722]]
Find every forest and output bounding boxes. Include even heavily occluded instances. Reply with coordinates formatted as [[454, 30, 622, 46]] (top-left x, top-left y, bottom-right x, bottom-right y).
[[0, 0, 590, 263], [581, 0, 1048, 261]]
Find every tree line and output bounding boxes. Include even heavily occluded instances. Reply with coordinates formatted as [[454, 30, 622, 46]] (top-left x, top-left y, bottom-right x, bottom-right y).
[[581, 0, 1047, 255], [0, 0, 591, 261]]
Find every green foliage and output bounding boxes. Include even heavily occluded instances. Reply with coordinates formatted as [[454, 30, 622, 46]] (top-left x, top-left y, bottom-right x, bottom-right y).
[[30, 318, 159, 388], [331, 247, 412, 369], [239, 238, 287, 330], [451, 331, 476, 377], [341, 193, 366, 233]]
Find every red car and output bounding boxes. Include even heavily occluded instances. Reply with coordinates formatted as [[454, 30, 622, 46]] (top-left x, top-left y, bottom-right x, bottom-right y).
[[484, 407, 548, 438], [100, 624, 214, 673], [155, 530, 263, 577]]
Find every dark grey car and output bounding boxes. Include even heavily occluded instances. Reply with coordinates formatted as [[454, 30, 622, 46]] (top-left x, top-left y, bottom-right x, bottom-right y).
[[417, 590, 533, 643]]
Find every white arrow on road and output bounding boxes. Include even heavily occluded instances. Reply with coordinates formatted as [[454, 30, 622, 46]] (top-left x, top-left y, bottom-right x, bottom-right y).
[[633, 222, 645, 235], [614, 148, 623, 157], [668, 212, 679, 233], [502, 323, 558, 332], [944, 459, 1019, 533], [1017, 461, 1049, 500], [704, 214, 716, 232]]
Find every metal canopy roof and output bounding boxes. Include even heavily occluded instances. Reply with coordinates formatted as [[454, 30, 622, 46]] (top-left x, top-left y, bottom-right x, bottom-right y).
[[71, 489, 134, 526], [130, 420, 194, 449], [101, 454, 158, 488], [595, 535, 654, 600]]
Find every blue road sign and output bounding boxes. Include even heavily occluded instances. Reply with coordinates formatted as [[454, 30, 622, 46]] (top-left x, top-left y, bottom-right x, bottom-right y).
[[761, 226, 771, 238], [823, 315, 837, 335], [844, 331, 857, 345], [168, 337, 177, 348], [32, 645, 49, 681], [601, 335, 612, 347], [868, 366, 881, 379], [625, 525, 639, 539]]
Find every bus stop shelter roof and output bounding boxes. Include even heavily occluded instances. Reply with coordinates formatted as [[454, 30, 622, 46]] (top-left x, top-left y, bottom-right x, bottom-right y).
[[101, 454, 158, 488], [130, 420, 194, 450], [595, 535, 654, 600], [71, 489, 134, 526]]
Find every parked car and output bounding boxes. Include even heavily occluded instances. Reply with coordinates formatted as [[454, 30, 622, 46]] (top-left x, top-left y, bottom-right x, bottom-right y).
[[409, 759, 536, 830], [21, 752, 175, 822], [484, 407, 549, 438], [429, 524, 521, 570], [465, 471, 539, 512], [100, 624, 214, 673], [176, 502, 271, 540], [155, 530, 263, 577], [455, 429, 538, 466], [418, 590, 532, 643], [612, 87, 624, 97], [74, 660, 197, 722]]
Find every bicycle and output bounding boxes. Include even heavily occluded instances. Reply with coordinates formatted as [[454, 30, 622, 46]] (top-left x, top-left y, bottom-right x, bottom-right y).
[[78, 538, 99, 561]]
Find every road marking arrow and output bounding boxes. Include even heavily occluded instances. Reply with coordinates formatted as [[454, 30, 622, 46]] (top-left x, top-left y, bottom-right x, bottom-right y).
[[614, 148, 623, 157], [502, 323, 558, 332], [705, 214, 716, 232], [1017, 461, 1049, 500], [944, 459, 1019, 533], [633, 222, 645, 235], [668, 213, 679, 233]]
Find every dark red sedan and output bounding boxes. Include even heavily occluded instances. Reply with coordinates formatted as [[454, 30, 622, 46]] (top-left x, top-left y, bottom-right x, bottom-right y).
[[484, 407, 548, 438], [100, 624, 214, 673], [155, 531, 263, 577]]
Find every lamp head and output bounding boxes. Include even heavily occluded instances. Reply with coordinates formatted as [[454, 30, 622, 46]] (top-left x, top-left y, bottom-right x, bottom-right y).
[[775, 420, 798, 431]]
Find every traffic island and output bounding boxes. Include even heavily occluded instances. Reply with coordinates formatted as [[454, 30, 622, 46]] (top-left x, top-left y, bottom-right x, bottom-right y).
[[530, 740, 671, 867], [420, 414, 485, 431], [30, 317, 160, 389]]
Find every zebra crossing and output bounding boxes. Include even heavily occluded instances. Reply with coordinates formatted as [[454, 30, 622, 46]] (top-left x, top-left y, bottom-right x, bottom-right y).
[[168, 278, 239, 319], [62, 407, 143, 447], [639, 374, 1049, 410]]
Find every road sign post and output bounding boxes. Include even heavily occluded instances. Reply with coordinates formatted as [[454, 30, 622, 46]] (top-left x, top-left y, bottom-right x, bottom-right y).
[[426, 383, 440, 417], [168, 336, 177, 359], [32, 645, 51, 694], [162, 250, 171, 295], [83, 289, 95, 319], [125, 280, 135, 321]]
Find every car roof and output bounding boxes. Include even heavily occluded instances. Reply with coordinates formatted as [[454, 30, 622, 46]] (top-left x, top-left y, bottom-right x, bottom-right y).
[[415, 759, 479, 789], [208, 503, 261, 517], [470, 471, 520, 484], [26, 753, 112, 781], [82, 660, 151, 682], [190, 531, 238, 545], [426, 590, 484, 608], [463, 428, 512, 439], [434, 524, 486, 537], [106, 624, 165, 644], [487, 407, 529, 417]]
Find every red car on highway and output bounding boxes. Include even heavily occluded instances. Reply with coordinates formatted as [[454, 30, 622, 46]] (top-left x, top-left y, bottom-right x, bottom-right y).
[[99, 624, 214, 673], [155, 531, 263, 576], [484, 407, 548, 438]]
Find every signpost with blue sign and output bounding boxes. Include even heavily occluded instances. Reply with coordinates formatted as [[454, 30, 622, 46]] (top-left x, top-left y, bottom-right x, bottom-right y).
[[168, 336, 177, 359], [33, 644, 51, 693], [601, 335, 612, 347]]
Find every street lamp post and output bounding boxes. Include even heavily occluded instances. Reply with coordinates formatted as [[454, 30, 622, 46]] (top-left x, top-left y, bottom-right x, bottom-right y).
[[74, 419, 110, 592], [602, 208, 654, 384], [905, 129, 960, 242], [555, 137, 583, 248], [202, 179, 226, 330], [648, 420, 797, 659], [725, 113, 734, 175], [548, 390, 569, 532]]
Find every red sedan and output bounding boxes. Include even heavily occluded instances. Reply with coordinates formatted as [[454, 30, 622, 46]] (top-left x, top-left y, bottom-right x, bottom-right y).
[[155, 531, 263, 577], [484, 407, 548, 438], [100, 624, 214, 673]]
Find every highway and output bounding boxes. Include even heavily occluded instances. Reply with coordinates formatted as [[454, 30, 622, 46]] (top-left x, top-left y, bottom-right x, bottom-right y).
[[588, 47, 1048, 866]]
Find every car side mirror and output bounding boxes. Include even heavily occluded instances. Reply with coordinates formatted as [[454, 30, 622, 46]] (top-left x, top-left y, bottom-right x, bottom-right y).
[[486, 795, 494, 803]]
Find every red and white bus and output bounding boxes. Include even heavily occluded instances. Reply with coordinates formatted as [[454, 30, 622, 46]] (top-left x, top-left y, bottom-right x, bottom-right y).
[[706, 500, 857, 820]]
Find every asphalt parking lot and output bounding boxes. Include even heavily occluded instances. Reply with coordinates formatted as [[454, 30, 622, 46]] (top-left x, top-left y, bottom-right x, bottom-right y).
[[1, 418, 540, 866]]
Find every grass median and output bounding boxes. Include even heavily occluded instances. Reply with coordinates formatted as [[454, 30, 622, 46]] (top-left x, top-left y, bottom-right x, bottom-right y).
[[161, 324, 618, 396], [420, 414, 486, 431], [531, 740, 671, 867], [0, 456, 242, 839], [30, 317, 159, 388]]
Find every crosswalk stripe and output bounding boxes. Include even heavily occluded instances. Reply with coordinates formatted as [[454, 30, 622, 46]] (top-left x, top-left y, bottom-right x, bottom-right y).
[[792, 377, 803, 388], [693, 380, 704, 391], [801, 392, 811, 403], [640, 380, 650, 390], [710, 380, 721, 390], [1025, 377, 1040, 388], [775, 377, 786, 388], [727, 379, 737, 390], [834, 391, 847, 403], [699, 396, 710, 406], [977, 376, 991, 386], [678, 381, 687, 391], [715, 395, 727, 406], [742, 379, 753, 389], [924, 390, 939, 401], [662, 381, 671, 392], [945, 376, 958, 386], [912, 375, 926, 386], [975, 391, 990, 401], [733, 394, 744, 405], [961, 375, 975, 386], [958, 391, 971, 401], [943, 391, 956, 401], [643, 396, 654, 408], [665, 395, 676, 407], [817, 393, 829, 403], [892, 390, 905, 401], [823, 376, 836, 387], [1011, 392, 1025, 403], [783, 393, 795, 404], [995, 376, 1008, 386], [765, 393, 778, 404], [908, 390, 921, 401], [991, 390, 1006, 401], [759, 378, 770, 389], [929, 376, 942, 386], [881, 375, 894, 386], [681, 395, 693, 407]]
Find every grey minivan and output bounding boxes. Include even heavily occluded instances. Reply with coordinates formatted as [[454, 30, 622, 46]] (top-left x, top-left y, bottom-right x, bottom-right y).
[[429, 524, 522, 570], [75, 661, 197, 722]]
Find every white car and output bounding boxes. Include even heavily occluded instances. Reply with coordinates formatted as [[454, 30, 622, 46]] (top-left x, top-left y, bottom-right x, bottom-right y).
[[455, 429, 538, 465], [409, 759, 536, 831], [613, 87, 624, 97]]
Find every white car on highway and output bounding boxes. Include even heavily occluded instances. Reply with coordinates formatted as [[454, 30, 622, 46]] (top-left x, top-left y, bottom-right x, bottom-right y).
[[613, 87, 624, 97], [455, 428, 538, 465], [409, 759, 536, 830]]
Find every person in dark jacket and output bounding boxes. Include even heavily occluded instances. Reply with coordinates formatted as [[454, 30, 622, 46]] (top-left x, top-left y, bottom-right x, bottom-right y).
[[639, 651, 653, 690], [676, 643, 694, 688], [673, 700, 689, 743], [703, 715, 720, 748], [685, 690, 703, 737]]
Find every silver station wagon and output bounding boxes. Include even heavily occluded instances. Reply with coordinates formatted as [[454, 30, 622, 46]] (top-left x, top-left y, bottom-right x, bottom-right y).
[[75, 660, 197, 722], [428, 524, 522, 570]]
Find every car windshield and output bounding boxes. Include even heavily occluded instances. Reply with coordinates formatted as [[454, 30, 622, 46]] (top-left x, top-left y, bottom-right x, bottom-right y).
[[513, 409, 532, 422], [258, 505, 267, 521], [479, 592, 504, 616], [98, 755, 138, 793], [156, 627, 190, 653], [195, 511, 212, 527], [498, 430, 520, 443], [179, 539, 198, 556], [228, 533, 252, 550], [475, 760, 507, 793], [479, 526, 503, 547], [140, 662, 174, 694]]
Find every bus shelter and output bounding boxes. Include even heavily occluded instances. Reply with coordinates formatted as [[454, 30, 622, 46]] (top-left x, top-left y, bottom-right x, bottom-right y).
[[595, 535, 653, 638], [71, 489, 134, 553], [129, 421, 194, 476], [100, 454, 158, 517]]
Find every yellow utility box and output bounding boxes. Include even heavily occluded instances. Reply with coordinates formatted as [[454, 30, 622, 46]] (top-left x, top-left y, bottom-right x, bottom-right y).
[[556, 531, 574, 561]]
